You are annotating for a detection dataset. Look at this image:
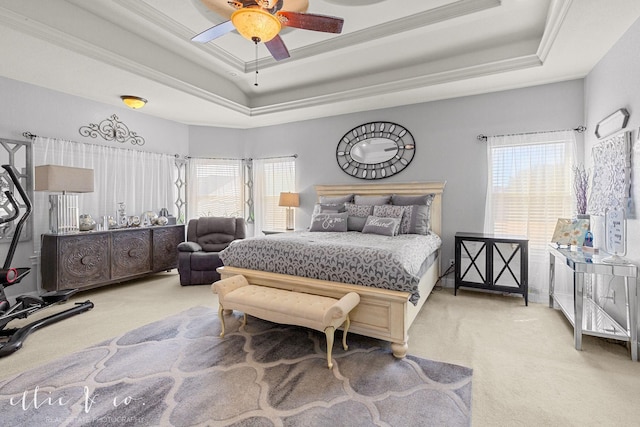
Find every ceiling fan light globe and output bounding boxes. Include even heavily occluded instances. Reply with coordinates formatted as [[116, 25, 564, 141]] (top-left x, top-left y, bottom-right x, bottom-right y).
[[231, 8, 281, 42]]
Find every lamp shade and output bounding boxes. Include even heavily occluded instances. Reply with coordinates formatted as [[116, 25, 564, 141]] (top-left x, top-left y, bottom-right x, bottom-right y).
[[231, 8, 282, 42], [279, 192, 300, 207], [35, 165, 94, 193]]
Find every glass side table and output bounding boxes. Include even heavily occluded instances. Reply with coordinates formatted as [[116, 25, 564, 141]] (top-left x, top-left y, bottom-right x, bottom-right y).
[[548, 244, 638, 361]]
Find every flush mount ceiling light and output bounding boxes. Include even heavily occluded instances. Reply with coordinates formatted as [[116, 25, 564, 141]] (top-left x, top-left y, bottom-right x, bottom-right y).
[[120, 95, 147, 109]]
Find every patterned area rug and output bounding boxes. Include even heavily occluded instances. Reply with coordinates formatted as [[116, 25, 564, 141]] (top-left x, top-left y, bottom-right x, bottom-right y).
[[0, 306, 472, 426]]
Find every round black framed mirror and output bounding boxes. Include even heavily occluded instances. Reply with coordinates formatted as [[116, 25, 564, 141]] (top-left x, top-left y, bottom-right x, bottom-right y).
[[336, 122, 415, 180]]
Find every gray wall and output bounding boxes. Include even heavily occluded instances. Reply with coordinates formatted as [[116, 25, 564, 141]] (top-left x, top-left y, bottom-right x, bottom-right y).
[[237, 80, 585, 281], [0, 69, 587, 299], [0, 76, 189, 297], [584, 17, 640, 323]]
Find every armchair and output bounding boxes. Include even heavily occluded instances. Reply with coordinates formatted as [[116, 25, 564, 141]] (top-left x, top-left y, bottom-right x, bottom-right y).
[[177, 217, 246, 286]]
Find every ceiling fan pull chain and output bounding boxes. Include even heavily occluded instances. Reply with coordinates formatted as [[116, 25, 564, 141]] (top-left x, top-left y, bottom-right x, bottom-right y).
[[253, 37, 260, 86]]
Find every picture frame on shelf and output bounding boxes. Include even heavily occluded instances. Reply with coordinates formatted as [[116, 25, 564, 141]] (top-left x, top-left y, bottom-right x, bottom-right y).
[[551, 218, 590, 246], [603, 206, 629, 264]]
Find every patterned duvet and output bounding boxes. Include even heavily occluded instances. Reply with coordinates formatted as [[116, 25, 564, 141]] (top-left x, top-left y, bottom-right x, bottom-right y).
[[218, 231, 441, 305]]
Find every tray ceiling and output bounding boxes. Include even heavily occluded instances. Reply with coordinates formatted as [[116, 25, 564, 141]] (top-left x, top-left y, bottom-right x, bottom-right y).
[[0, 0, 639, 128]]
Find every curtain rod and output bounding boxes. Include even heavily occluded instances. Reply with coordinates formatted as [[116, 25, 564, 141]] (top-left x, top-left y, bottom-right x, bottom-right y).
[[476, 126, 586, 142], [23, 131, 182, 158], [23, 132, 298, 161], [187, 154, 298, 161]]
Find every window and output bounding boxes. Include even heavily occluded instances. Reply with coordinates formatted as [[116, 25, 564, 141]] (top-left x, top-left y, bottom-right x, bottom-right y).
[[484, 130, 576, 302], [253, 157, 296, 234], [186, 158, 244, 220], [185, 156, 295, 235]]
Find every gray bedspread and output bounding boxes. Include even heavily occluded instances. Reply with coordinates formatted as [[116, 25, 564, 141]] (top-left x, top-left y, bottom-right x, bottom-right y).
[[218, 231, 441, 304]]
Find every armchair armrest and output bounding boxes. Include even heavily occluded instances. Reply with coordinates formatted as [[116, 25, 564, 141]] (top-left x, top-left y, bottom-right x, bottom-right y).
[[178, 241, 203, 252]]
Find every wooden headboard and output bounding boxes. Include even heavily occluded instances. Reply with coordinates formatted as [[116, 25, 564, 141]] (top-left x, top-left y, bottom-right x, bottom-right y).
[[314, 182, 446, 236]]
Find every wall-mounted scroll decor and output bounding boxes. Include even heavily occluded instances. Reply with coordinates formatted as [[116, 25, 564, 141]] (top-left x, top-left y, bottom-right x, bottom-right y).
[[79, 114, 145, 146], [587, 131, 631, 216], [595, 108, 629, 139], [336, 121, 415, 180]]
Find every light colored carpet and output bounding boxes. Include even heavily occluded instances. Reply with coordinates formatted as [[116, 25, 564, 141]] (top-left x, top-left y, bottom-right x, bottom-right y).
[[1, 271, 639, 426], [0, 306, 472, 426]]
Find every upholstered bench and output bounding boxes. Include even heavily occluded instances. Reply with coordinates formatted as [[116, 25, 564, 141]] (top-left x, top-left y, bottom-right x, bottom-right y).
[[212, 275, 360, 369]]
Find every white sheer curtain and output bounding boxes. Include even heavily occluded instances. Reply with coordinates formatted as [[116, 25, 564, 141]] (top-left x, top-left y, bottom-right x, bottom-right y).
[[253, 157, 296, 236], [185, 157, 244, 221], [484, 130, 576, 303], [32, 136, 177, 252]]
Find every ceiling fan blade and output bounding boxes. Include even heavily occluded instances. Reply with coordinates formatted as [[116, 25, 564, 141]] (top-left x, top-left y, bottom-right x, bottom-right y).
[[278, 11, 344, 33], [264, 35, 290, 61], [191, 20, 235, 43]]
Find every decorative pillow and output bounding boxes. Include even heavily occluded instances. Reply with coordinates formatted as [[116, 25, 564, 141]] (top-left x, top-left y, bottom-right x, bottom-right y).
[[312, 202, 346, 216], [345, 203, 373, 217], [345, 203, 374, 231], [391, 193, 435, 206], [373, 205, 405, 235], [362, 216, 401, 236], [373, 204, 405, 219], [354, 195, 391, 205], [319, 194, 354, 204], [399, 204, 430, 235], [309, 212, 348, 232], [347, 216, 367, 232]]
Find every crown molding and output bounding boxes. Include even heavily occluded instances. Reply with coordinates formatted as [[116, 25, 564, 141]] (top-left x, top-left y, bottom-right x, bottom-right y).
[[106, 0, 246, 70], [537, 0, 573, 62], [0, 4, 250, 116], [250, 54, 542, 116], [109, 0, 501, 73], [0, 0, 553, 122]]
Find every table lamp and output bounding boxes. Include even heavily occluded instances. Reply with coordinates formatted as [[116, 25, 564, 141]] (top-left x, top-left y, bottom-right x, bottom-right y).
[[35, 165, 94, 233], [278, 192, 299, 230]]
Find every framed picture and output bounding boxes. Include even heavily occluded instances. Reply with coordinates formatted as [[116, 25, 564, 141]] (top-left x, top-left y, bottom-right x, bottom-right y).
[[551, 218, 590, 246], [595, 108, 629, 139], [605, 207, 626, 256], [587, 131, 631, 216]]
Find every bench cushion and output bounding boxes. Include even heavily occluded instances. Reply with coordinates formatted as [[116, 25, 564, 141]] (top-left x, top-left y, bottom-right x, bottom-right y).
[[224, 285, 340, 332]]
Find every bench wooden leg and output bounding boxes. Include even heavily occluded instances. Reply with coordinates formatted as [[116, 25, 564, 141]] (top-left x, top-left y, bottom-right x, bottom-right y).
[[324, 326, 335, 369], [218, 304, 226, 338], [342, 315, 351, 351], [241, 313, 247, 328]]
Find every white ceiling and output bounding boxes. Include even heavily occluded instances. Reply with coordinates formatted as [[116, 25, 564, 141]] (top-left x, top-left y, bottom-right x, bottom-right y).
[[0, 0, 639, 129]]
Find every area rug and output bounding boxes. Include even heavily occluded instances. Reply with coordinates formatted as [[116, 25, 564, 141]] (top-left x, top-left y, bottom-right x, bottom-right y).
[[0, 306, 472, 426]]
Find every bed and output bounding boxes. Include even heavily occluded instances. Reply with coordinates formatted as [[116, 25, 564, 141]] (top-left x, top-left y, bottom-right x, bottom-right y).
[[217, 181, 446, 358]]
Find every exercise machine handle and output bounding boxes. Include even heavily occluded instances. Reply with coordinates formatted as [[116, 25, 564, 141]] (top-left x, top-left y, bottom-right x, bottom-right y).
[[1, 165, 33, 270], [0, 191, 20, 224]]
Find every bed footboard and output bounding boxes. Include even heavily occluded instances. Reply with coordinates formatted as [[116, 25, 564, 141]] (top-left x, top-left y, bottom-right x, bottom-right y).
[[217, 265, 435, 358]]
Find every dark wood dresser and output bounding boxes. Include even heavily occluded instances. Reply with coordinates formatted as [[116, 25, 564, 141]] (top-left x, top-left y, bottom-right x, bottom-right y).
[[41, 224, 185, 292]]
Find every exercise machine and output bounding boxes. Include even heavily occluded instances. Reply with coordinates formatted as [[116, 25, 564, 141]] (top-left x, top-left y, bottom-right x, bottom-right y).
[[0, 164, 93, 357]]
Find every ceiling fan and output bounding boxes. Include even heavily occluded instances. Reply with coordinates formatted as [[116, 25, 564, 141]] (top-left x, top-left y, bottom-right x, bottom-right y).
[[192, 0, 344, 61]]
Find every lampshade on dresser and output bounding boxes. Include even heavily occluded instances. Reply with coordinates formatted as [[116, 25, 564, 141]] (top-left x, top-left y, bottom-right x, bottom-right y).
[[35, 165, 94, 234]]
